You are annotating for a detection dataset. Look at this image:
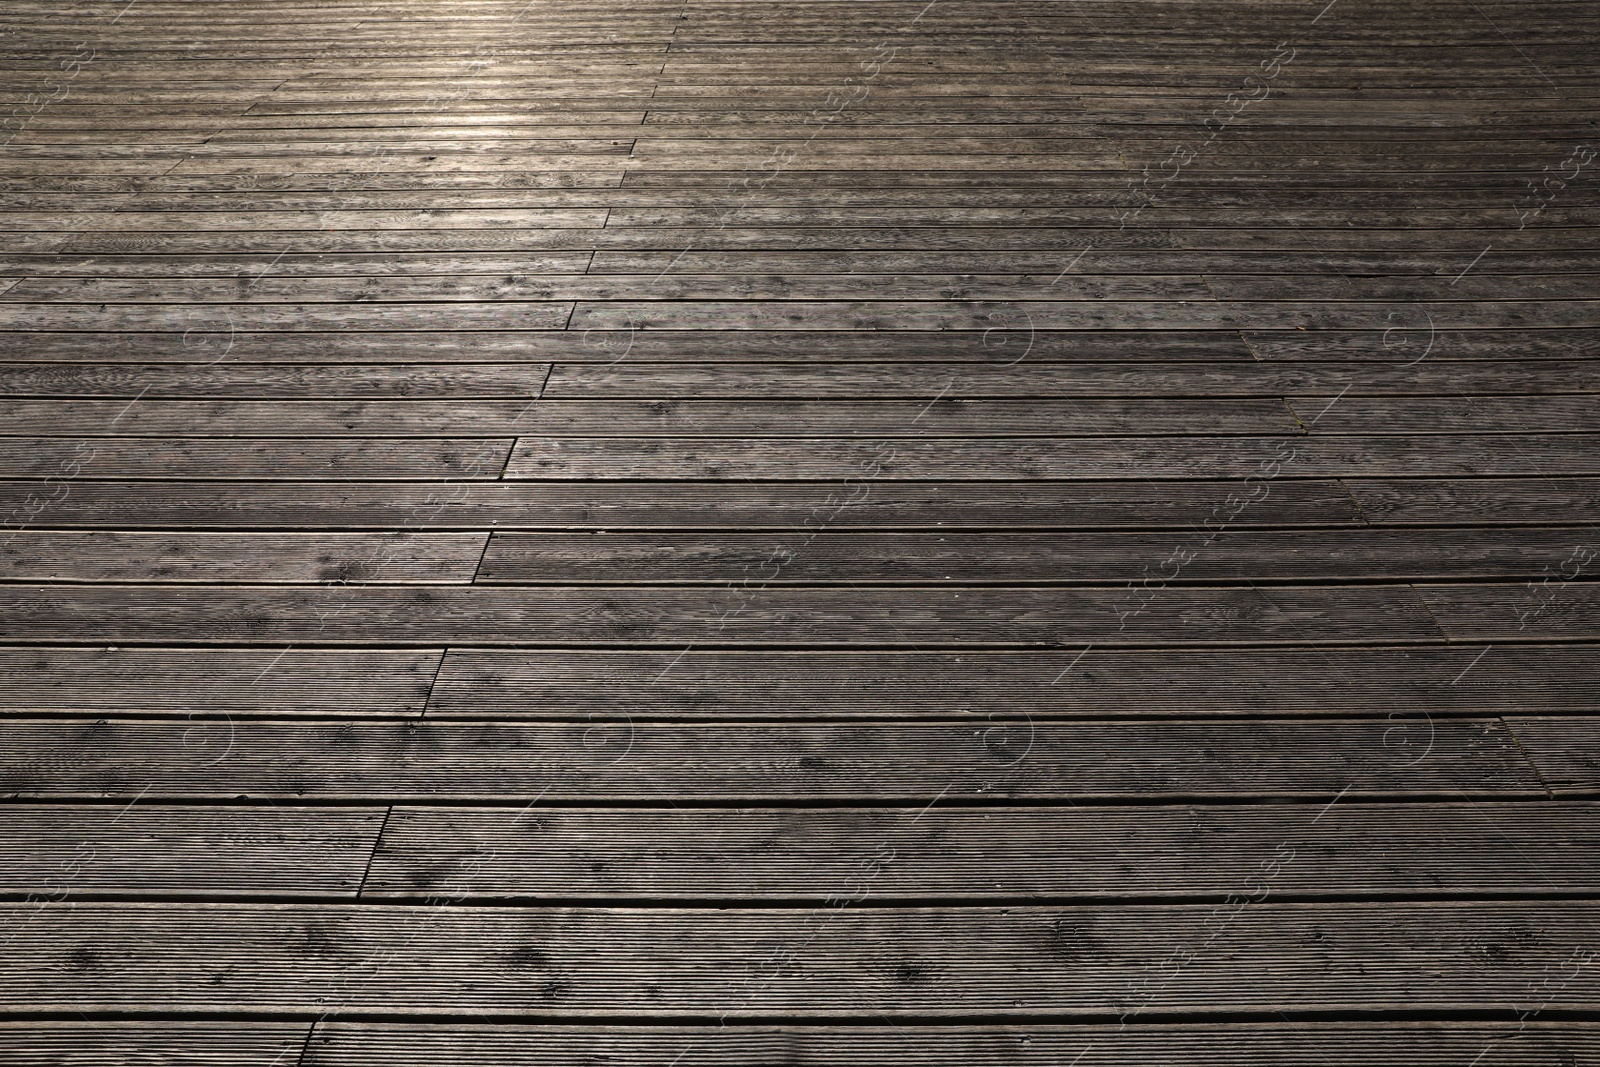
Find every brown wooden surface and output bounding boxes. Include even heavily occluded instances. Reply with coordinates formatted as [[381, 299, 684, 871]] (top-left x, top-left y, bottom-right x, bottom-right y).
[[1, 0, 1596, 1058]]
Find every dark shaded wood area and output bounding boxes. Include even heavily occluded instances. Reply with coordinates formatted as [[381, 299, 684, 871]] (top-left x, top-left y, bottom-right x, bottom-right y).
[[1, 0, 1598, 1063]]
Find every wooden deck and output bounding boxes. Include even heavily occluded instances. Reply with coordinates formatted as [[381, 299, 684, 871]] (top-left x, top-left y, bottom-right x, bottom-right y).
[[2, 0, 1599, 1061]]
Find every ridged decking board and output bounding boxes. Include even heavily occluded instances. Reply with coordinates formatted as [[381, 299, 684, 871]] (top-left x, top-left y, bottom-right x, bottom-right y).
[[5, 800, 1597, 903], [4, 1024, 1599, 1066], [9, 902, 1600, 1018], [0, 718, 1548, 801], [359, 801, 1600, 901], [304, 1025, 1600, 1066], [1, 0, 1597, 1060]]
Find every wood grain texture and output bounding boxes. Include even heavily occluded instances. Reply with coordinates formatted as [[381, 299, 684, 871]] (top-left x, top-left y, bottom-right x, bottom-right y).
[[1417, 582, 1600, 640], [4, 0, 1597, 1045], [0, 478, 1365, 529], [1346, 478, 1600, 525], [504, 435, 1600, 480], [0, 805, 384, 898], [425, 645, 1600, 719], [1504, 718, 1600, 797], [0, 362, 555, 398], [473, 527, 1595, 584], [0, 330, 1258, 363], [302, 1024, 1600, 1067], [0, 648, 439, 716], [541, 360, 1600, 400], [0, 719, 1542, 802], [0, 1025, 309, 1067], [361, 801, 1600, 901], [4, 901, 1595, 1018], [0, 437, 514, 479], [0, 583, 1447, 646], [0, 398, 1303, 437], [0, 531, 487, 582]]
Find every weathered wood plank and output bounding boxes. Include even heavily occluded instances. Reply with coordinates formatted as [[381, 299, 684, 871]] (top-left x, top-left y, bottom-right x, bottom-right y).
[[0, 252, 596, 277], [1242, 329, 1600, 362], [0, 805, 384, 898], [4, 901, 1593, 1018], [0, 1025, 309, 1067], [0, 301, 574, 331], [3, 0, 1594, 1040], [0, 531, 487, 582], [426, 645, 1600, 719], [1417, 581, 1600, 640], [0, 362, 553, 398], [1504, 718, 1600, 797], [0, 329, 1256, 363], [504, 435, 1600, 479], [0, 583, 1446, 646], [0, 478, 1364, 529], [543, 360, 1600, 400], [0, 398, 1303, 437], [363, 800, 1600, 901], [1293, 397, 1600, 435], [474, 527, 1596, 584], [582, 249, 1600, 276], [1347, 478, 1600, 525], [0, 437, 513, 478], [302, 1023, 1600, 1067], [0, 719, 1541, 801], [0, 272, 1217, 303], [565, 299, 1600, 332], [0, 647, 439, 716], [47, 226, 1193, 255]]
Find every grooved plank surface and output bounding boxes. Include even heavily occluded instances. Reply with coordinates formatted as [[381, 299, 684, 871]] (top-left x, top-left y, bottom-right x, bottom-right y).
[[1505, 718, 1600, 797], [0, 719, 1541, 801], [4, 0, 1597, 1051], [0, 362, 556, 398], [301, 1024, 1600, 1067], [0, 648, 440, 716], [0, 531, 488, 582], [0, 330, 1259, 363], [6, 902, 1596, 1018], [0, 437, 515, 478], [503, 435, 1600, 480], [474, 527, 1594, 583], [0, 398, 1304, 437], [0, 806, 384, 897], [0, 583, 1448, 646], [1418, 582, 1600, 640], [0, 364, 556, 403], [1346, 478, 1600, 525], [425, 645, 1600, 719], [362, 801, 1600, 901], [0, 1025, 308, 1067], [540, 360, 1600, 399], [0, 479, 1367, 528]]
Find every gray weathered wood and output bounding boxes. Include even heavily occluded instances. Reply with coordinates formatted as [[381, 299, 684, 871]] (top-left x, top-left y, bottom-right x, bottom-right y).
[[0, 805, 384, 897], [362, 801, 1600, 901], [0, 583, 1447, 646], [1505, 718, 1600, 797], [0, 719, 1542, 801], [3, 0, 1595, 1041], [504, 435, 1600, 480], [0, 1025, 309, 1067], [426, 645, 1600, 718], [474, 527, 1597, 584], [0, 648, 440, 716], [301, 1023, 1600, 1067], [4, 901, 1594, 1018], [0, 479, 1365, 529], [0, 531, 487, 582]]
